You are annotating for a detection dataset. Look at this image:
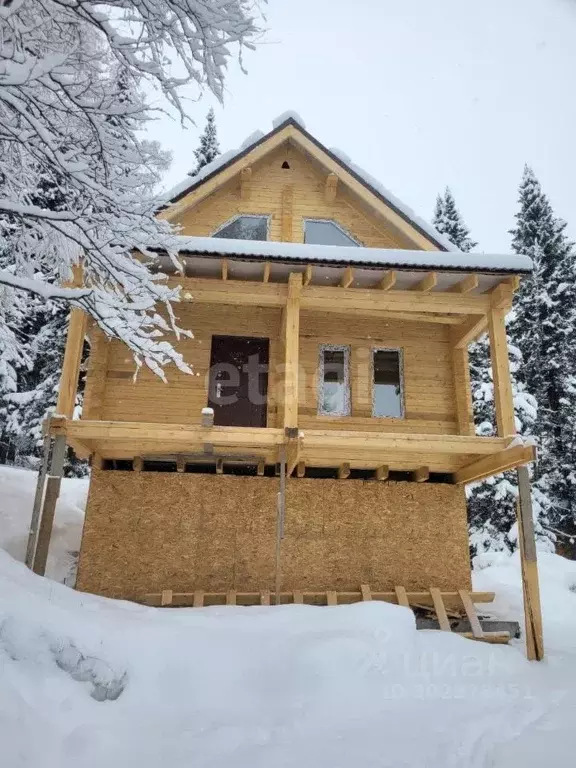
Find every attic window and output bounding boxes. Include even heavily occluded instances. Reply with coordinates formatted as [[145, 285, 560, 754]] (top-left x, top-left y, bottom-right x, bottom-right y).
[[304, 219, 360, 247], [213, 215, 269, 241]]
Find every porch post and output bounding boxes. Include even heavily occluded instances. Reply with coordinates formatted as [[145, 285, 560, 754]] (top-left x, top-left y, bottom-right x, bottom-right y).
[[488, 308, 516, 437], [283, 272, 302, 433], [516, 464, 544, 660]]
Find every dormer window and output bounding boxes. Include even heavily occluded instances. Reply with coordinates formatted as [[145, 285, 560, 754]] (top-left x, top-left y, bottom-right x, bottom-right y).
[[304, 219, 360, 246], [213, 215, 269, 241]]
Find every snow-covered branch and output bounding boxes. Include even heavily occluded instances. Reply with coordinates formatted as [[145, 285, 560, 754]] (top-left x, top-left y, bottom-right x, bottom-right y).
[[0, 0, 262, 374]]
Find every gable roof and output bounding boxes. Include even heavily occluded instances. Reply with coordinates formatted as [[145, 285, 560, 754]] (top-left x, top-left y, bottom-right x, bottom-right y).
[[160, 112, 458, 253]]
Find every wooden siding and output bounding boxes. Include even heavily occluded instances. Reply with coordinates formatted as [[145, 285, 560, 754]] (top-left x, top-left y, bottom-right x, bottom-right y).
[[84, 304, 458, 435], [175, 144, 412, 248]]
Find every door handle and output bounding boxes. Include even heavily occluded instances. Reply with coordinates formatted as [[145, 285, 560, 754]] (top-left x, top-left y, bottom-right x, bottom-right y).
[[216, 381, 223, 399]]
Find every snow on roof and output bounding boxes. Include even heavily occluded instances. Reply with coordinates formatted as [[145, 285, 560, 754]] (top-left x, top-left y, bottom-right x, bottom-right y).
[[161, 113, 458, 252], [161, 235, 532, 274]]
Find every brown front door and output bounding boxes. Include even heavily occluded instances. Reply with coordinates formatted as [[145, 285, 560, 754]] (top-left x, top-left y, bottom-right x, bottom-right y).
[[207, 336, 269, 427]]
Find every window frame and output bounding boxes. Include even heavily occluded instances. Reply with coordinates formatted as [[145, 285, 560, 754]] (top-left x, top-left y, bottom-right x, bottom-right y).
[[317, 343, 351, 417], [211, 213, 271, 241], [302, 218, 361, 247], [371, 347, 405, 419]]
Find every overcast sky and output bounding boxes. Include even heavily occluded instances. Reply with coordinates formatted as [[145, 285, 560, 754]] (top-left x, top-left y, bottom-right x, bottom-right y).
[[146, 0, 576, 253]]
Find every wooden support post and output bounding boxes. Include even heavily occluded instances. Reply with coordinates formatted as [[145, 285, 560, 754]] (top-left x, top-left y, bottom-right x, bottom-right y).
[[395, 585, 410, 608], [516, 465, 544, 660], [257, 459, 265, 476], [361, 584, 372, 601], [452, 346, 475, 436], [283, 272, 302, 431], [221, 258, 229, 281], [375, 465, 389, 481], [340, 266, 354, 288], [413, 466, 429, 483], [133, 456, 143, 472], [488, 308, 516, 437], [193, 590, 204, 608], [296, 460, 306, 478], [176, 456, 185, 473], [216, 458, 224, 474], [32, 434, 67, 576], [275, 445, 287, 606], [56, 307, 87, 419], [430, 587, 452, 631], [338, 462, 350, 480], [262, 262, 271, 283], [161, 589, 173, 606], [25, 434, 51, 569], [303, 264, 313, 287]]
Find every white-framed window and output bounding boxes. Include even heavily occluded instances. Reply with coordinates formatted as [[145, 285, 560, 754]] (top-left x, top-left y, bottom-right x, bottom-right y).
[[372, 348, 404, 418], [212, 214, 270, 241], [318, 344, 351, 416], [304, 218, 360, 247]]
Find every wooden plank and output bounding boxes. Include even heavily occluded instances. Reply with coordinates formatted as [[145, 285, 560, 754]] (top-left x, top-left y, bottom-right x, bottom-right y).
[[378, 270, 396, 291], [193, 590, 204, 607], [411, 272, 437, 292], [325, 172, 338, 202], [340, 266, 354, 288], [257, 459, 265, 476], [303, 264, 313, 287], [161, 589, 173, 606], [281, 185, 294, 242], [454, 445, 536, 485], [413, 466, 429, 482], [449, 274, 479, 294], [361, 584, 372, 601], [215, 457, 224, 474], [240, 166, 252, 200], [516, 465, 544, 661], [262, 262, 271, 283], [462, 631, 510, 644], [133, 456, 143, 472], [395, 586, 410, 608], [221, 258, 229, 281], [31, 476, 62, 575], [226, 590, 236, 606], [25, 434, 51, 569], [56, 307, 87, 419], [296, 460, 306, 478], [430, 588, 451, 631], [283, 272, 302, 430], [375, 465, 389, 481], [451, 315, 488, 349], [327, 590, 337, 606], [176, 455, 186, 473], [293, 590, 304, 604], [261, 590, 271, 606], [338, 462, 350, 479], [458, 590, 484, 639], [488, 308, 516, 437], [452, 346, 475, 436]]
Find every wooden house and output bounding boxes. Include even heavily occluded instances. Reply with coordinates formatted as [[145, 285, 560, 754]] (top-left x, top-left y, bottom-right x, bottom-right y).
[[28, 114, 543, 657]]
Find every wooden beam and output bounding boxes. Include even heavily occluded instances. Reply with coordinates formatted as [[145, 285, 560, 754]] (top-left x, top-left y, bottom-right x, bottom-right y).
[[281, 185, 294, 242], [56, 307, 87, 419], [340, 266, 354, 288], [221, 259, 229, 281], [133, 456, 143, 472], [215, 457, 224, 474], [283, 272, 302, 430], [176, 456, 185, 473], [490, 282, 515, 311], [161, 589, 173, 606], [411, 272, 437, 292], [375, 464, 389, 481], [413, 466, 429, 482], [25, 434, 51, 569], [325, 172, 338, 202], [451, 315, 488, 349], [240, 166, 252, 200], [458, 590, 484, 639], [338, 462, 350, 479], [395, 585, 410, 608], [327, 590, 337, 606], [262, 262, 271, 283], [378, 270, 396, 291], [296, 460, 306, 478], [257, 459, 265, 476], [286, 437, 301, 476], [516, 465, 544, 660], [303, 264, 313, 287], [454, 444, 536, 485], [488, 308, 516, 437], [430, 588, 451, 631], [193, 590, 204, 608], [361, 584, 372, 601], [32, 435, 67, 576], [452, 346, 475, 436], [449, 274, 479, 294]]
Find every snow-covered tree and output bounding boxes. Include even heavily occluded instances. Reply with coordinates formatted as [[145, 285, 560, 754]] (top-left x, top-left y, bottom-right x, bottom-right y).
[[0, 0, 260, 377], [432, 188, 478, 252], [192, 108, 221, 175], [508, 166, 576, 534]]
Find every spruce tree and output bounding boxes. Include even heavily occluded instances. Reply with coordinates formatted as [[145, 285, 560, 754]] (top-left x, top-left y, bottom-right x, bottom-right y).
[[508, 166, 576, 535], [192, 108, 220, 174], [432, 187, 478, 251]]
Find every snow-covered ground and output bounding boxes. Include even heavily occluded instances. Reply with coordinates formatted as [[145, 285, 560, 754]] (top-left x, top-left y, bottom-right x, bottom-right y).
[[0, 465, 575, 767]]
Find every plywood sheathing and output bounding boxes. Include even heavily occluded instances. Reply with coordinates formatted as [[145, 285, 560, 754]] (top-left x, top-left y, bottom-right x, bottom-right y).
[[76, 471, 471, 598]]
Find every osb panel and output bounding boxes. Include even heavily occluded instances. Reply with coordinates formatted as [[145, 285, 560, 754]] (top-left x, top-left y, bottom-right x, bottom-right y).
[[174, 144, 412, 248], [76, 471, 471, 598]]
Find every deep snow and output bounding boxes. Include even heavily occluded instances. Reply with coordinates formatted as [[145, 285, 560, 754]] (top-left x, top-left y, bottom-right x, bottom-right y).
[[0, 465, 575, 767]]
